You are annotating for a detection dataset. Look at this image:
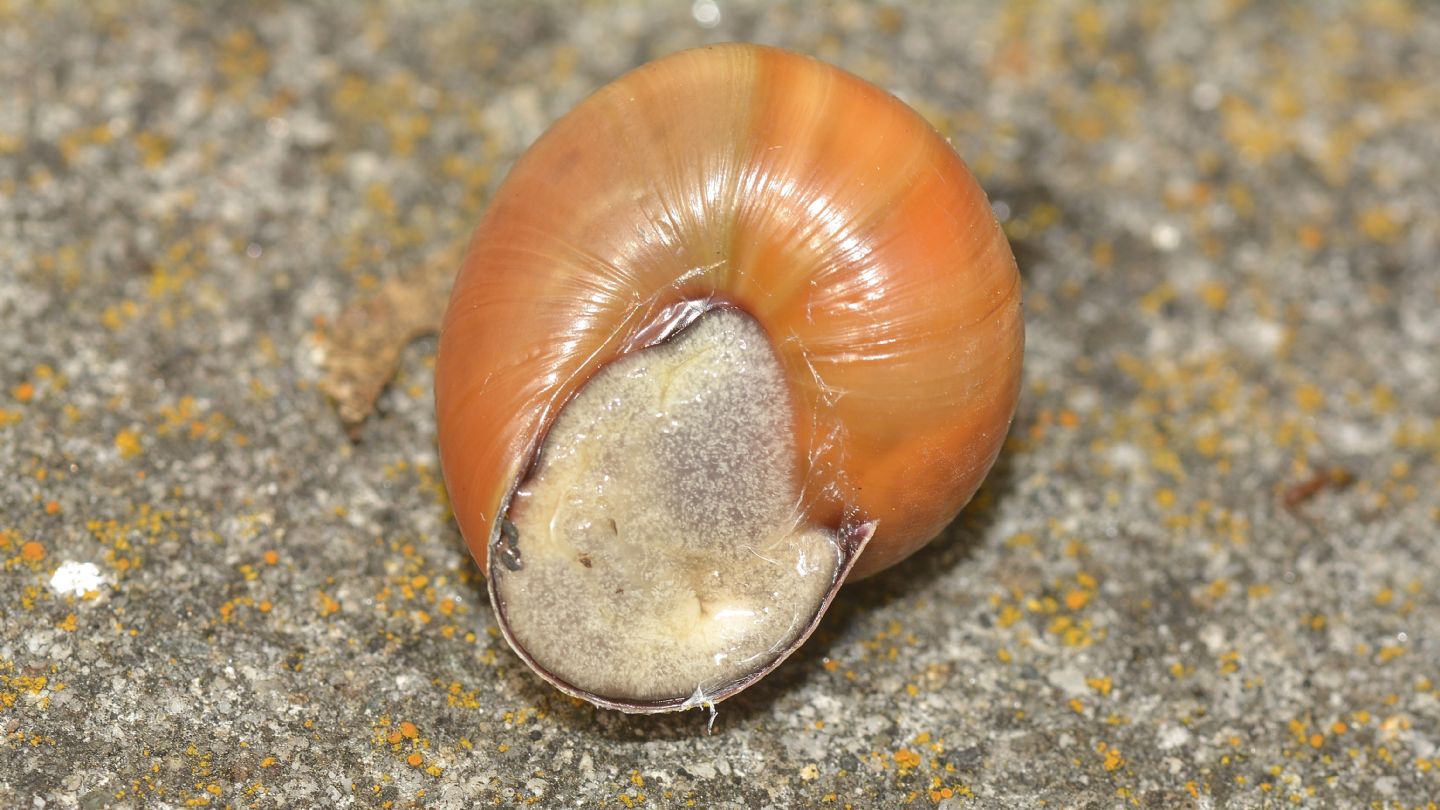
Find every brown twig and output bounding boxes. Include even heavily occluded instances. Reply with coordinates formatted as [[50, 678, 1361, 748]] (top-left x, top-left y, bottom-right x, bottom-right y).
[[318, 240, 467, 434], [1282, 466, 1356, 514]]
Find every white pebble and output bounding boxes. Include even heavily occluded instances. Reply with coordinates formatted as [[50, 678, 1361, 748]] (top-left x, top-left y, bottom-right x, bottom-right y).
[[49, 561, 104, 596]]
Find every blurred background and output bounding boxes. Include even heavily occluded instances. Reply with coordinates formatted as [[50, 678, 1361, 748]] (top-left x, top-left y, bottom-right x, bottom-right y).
[[2, 1, 1437, 806]]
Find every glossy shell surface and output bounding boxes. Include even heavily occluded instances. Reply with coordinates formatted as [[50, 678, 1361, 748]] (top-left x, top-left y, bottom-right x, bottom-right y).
[[437, 43, 1022, 582]]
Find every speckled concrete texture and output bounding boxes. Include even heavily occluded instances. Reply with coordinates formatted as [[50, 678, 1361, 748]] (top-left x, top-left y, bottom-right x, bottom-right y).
[[3, 1, 1439, 807]]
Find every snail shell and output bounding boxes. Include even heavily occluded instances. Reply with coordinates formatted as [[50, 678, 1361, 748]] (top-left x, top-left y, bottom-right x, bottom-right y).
[[436, 44, 1022, 712]]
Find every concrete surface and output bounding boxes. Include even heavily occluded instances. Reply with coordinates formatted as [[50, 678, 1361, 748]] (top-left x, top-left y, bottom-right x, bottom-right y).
[[2, 1, 1438, 807]]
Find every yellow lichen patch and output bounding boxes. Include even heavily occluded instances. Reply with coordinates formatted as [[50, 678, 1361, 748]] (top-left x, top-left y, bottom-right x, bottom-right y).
[[114, 429, 143, 459], [444, 680, 482, 710], [1096, 742, 1125, 772], [101, 299, 139, 330], [1357, 206, 1403, 242], [0, 660, 62, 710], [84, 504, 192, 577], [1377, 645, 1406, 664], [152, 396, 240, 444], [1198, 281, 1229, 311], [1218, 650, 1242, 676], [1294, 384, 1325, 413]]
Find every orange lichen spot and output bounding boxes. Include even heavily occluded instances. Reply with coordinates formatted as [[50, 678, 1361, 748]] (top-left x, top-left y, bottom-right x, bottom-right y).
[[1375, 587, 1395, 606], [262, 550, 279, 566], [406, 752, 423, 767], [1087, 676, 1113, 696], [1309, 733, 1325, 748], [399, 721, 418, 739], [1068, 698, 1085, 714], [259, 756, 277, 768], [20, 541, 45, 562], [630, 770, 645, 788], [43, 500, 60, 515], [894, 749, 922, 770], [1064, 589, 1091, 611], [12, 382, 34, 402], [317, 591, 341, 617], [57, 614, 77, 632], [115, 429, 143, 459], [997, 648, 1013, 664]]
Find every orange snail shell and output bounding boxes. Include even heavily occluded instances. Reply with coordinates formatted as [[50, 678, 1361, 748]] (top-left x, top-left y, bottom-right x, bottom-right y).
[[436, 44, 1022, 710]]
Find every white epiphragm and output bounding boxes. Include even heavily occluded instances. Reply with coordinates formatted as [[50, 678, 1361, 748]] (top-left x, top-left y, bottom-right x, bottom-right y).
[[495, 309, 841, 703]]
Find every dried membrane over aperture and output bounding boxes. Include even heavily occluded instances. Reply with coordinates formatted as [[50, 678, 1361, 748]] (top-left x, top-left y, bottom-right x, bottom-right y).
[[493, 309, 844, 705]]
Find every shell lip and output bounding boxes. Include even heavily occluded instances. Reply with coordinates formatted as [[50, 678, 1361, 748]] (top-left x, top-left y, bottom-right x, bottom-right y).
[[476, 297, 777, 566], [485, 517, 875, 715]]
